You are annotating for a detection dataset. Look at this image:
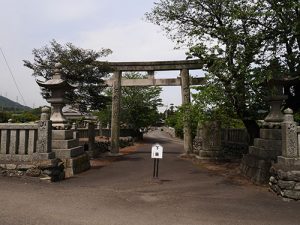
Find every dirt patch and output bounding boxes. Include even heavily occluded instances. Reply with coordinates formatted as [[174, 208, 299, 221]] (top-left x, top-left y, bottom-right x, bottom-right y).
[[183, 156, 267, 189], [90, 142, 145, 169]]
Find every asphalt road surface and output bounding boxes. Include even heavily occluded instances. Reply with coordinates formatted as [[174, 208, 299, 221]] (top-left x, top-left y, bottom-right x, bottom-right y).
[[1, 130, 300, 225]]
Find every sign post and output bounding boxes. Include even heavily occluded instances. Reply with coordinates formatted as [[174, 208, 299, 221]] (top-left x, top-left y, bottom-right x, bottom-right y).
[[151, 143, 163, 179]]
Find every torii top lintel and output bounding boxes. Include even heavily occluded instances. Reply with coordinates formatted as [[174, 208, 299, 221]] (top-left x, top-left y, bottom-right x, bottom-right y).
[[97, 59, 203, 72]]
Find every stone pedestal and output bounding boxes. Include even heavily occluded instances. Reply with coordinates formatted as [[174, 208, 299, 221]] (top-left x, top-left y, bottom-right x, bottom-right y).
[[52, 130, 90, 178], [199, 121, 223, 160], [240, 128, 282, 183], [269, 109, 300, 200]]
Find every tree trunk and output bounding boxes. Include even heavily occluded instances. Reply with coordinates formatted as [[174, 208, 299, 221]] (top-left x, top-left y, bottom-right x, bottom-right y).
[[242, 119, 260, 145]]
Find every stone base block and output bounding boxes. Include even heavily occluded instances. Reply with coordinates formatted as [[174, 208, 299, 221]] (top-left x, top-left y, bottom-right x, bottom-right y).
[[0, 158, 65, 182], [52, 139, 79, 149], [260, 129, 282, 140], [52, 130, 74, 140], [240, 154, 272, 184], [277, 156, 300, 168], [253, 138, 281, 152], [62, 153, 90, 178], [248, 146, 278, 159], [53, 146, 84, 159]]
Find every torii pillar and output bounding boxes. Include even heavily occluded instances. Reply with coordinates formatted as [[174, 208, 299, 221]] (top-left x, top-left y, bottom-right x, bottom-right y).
[[180, 68, 193, 154], [110, 71, 122, 155]]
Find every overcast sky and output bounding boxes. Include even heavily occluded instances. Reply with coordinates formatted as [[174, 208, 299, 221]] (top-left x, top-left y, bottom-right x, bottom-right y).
[[0, 0, 202, 110]]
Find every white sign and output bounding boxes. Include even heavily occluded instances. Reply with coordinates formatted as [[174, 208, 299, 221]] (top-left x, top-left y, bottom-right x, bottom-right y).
[[151, 143, 163, 159]]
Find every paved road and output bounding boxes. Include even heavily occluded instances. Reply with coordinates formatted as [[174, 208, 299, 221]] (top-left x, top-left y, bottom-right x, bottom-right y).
[[0, 130, 300, 225]]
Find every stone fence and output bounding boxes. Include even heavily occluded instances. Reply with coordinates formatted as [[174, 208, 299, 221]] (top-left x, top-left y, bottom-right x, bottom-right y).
[[193, 122, 249, 160], [0, 123, 39, 161], [0, 107, 90, 181], [222, 128, 249, 144], [221, 128, 249, 159]]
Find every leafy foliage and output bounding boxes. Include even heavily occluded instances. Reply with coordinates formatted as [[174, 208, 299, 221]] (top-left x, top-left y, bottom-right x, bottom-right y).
[[95, 73, 163, 130], [147, 0, 300, 142], [24, 40, 112, 112], [120, 73, 163, 130]]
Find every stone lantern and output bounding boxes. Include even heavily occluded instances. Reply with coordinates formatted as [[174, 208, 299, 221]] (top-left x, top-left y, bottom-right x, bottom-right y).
[[264, 77, 297, 124], [36, 63, 76, 129]]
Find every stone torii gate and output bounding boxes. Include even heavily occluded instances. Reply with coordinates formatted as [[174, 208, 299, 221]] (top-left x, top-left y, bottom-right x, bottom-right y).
[[101, 59, 204, 155]]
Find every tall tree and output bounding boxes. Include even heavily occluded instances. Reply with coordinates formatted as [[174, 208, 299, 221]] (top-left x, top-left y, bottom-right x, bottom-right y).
[[24, 40, 112, 112], [147, 0, 267, 142], [257, 0, 300, 110]]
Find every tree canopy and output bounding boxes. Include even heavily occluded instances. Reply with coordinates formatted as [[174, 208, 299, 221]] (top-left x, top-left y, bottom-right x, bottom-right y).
[[147, 0, 300, 141], [96, 72, 163, 130], [24, 40, 112, 112], [120, 73, 162, 130]]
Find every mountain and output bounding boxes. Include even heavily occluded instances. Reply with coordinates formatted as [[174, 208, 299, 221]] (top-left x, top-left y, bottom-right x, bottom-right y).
[[0, 96, 31, 111]]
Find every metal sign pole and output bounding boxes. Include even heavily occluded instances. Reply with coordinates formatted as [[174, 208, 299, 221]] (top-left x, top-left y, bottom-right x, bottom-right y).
[[153, 159, 157, 178], [151, 143, 163, 180], [156, 159, 159, 178]]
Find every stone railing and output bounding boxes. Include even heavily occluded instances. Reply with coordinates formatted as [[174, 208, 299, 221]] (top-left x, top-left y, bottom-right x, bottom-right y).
[[222, 128, 249, 144], [193, 123, 249, 159], [0, 123, 39, 161]]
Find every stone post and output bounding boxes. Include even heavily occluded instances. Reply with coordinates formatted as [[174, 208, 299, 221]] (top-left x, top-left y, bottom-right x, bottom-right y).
[[88, 122, 95, 152], [97, 121, 103, 136], [71, 122, 77, 139], [269, 108, 300, 200], [180, 68, 193, 154], [110, 71, 122, 155], [199, 121, 223, 159], [281, 108, 298, 159], [36, 107, 55, 159]]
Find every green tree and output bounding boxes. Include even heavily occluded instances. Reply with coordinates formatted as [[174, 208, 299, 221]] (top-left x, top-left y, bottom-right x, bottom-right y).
[[24, 40, 112, 112], [120, 73, 163, 130], [0, 111, 11, 123], [146, 0, 299, 142], [257, 1, 300, 110], [94, 73, 163, 132]]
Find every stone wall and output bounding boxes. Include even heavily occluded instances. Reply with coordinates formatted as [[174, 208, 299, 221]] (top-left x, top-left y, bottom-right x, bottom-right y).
[[193, 125, 249, 159], [269, 164, 300, 200], [0, 123, 39, 161], [222, 128, 249, 159], [0, 116, 64, 181]]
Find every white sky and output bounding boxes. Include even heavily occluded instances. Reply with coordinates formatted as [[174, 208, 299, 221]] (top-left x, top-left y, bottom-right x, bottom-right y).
[[0, 0, 203, 110]]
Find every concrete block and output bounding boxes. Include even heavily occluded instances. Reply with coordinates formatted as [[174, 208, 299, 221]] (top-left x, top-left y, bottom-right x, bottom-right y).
[[63, 153, 90, 178], [260, 129, 282, 140], [249, 146, 278, 159], [253, 138, 282, 152], [52, 139, 79, 149], [277, 156, 300, 167], [52, 130, 73, 140], [53, 146, 84, 159]]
